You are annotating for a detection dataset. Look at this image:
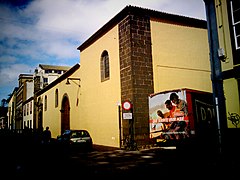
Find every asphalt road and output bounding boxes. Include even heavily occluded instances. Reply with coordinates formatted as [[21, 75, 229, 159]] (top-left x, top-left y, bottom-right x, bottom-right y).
[[1, 142, 239, 179]]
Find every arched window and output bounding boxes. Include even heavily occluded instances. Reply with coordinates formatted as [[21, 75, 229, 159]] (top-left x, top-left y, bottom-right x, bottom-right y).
[[44, 95, 47, 111], [100, 50, 110, 82], [55, 89, 59, 107]]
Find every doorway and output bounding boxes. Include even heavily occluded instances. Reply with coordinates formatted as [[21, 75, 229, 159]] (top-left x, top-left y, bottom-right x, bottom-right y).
[[61, 95, 70, 134]]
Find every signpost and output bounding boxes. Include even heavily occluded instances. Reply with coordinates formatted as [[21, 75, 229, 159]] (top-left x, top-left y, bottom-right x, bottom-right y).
[[122, 100, 135, 149], [122, 100, 132, 120]]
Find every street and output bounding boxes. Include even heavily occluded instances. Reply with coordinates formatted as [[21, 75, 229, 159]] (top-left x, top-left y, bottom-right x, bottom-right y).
[[1, 141, 239, 179]]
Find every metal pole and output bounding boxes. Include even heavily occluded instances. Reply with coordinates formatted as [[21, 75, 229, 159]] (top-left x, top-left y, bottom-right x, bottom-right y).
[[130, 107, 134, 144], [215, 97, 222, 153], [203, 0, 228, 155], [118, 104, 122, 148]]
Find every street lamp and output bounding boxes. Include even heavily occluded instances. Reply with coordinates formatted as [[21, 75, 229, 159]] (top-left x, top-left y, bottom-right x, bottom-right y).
[[66, 78, 81, 87], [66, 77, 81, 106]]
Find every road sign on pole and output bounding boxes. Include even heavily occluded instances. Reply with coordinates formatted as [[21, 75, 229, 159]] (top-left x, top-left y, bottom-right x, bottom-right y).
[[122, 100, 132, 111]]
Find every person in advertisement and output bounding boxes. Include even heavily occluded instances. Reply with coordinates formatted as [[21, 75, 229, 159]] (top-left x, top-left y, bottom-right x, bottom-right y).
[[169, 92, 188, 116], [151, 110, 165, 132], [164, 100, 176, 118]]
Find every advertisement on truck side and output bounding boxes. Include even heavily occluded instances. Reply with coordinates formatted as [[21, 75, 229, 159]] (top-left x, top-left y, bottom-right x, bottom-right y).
[[149, 90, 190, 144], [149, 88, 217, 147]]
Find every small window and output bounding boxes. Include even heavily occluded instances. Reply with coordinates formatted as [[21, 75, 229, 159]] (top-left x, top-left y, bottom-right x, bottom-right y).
[[30, 101, 32, 114], [29, 120, 32, 129], [23, 105, 26, 116], [44, 95, 47, 111], [27, 103, 29, 115], [230, 1, 240, 49], [43, 78, 48, 83], [45, 70, 51, 73], [100, 50, 110, 82], [55, 89, 59, 107], [54, 70, 61, 74]]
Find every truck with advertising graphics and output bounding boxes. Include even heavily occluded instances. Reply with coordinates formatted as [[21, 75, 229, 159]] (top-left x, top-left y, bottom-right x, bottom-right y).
[[149, 88, 217, 147]]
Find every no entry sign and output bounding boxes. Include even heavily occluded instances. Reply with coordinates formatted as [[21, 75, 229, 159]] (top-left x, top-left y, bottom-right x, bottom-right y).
[[122, 100, 132, 111]]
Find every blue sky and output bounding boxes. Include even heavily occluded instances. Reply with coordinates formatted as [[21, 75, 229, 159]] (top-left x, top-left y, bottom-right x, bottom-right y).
[[0, 0, 206, 103]]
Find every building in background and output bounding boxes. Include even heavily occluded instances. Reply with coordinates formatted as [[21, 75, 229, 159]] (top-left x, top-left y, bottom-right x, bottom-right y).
[[7, 64, 71, 131], [15, 74, 33, 130], [7, 87, 18, 130], [0, 106, 8, 129], [34, 64, 71, 90]]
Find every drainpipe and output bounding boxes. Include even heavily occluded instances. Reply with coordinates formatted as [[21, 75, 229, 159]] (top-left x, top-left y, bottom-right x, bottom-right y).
[[203, 0, 228, 155], [118, 103, 122, 148]]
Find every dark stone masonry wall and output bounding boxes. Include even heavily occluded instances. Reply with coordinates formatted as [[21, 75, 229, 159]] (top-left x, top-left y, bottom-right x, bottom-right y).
[[119, 13, 154, 145]]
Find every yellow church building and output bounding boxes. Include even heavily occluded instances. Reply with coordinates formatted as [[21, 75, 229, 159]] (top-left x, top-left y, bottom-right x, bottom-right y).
[[36, 5, 212, 149]]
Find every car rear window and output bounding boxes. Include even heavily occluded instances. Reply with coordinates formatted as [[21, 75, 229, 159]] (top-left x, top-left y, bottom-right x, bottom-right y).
[[71, 131, 89, 138]]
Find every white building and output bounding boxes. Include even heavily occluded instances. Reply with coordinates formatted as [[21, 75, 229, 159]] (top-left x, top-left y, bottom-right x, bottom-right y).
[[34, 64, 71, 89]]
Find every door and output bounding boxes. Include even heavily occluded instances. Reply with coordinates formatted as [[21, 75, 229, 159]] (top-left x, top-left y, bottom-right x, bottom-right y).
[[61, 95, 70, 134]]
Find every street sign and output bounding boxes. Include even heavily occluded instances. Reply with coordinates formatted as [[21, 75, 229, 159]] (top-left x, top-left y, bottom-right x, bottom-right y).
[[122, 100, 132, 110], [123, 113, 132, 119]]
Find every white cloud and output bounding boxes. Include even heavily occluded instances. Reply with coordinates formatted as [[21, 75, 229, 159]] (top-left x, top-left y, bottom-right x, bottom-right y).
[[0, 55, 17, 63], [0, 0, 207, 101], [0, 63, 34, 85], [38, 40, 79, 59]]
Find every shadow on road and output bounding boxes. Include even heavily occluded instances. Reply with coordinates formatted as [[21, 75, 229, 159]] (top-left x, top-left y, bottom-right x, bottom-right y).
[[1, 129, 240, 179]]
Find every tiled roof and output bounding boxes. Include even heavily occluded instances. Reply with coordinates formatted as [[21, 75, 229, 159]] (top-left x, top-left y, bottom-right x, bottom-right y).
[[39, 64, 71, 71]]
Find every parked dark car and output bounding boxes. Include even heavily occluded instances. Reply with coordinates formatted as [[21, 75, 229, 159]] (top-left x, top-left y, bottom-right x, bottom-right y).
[[57, 129, 93, 152]]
